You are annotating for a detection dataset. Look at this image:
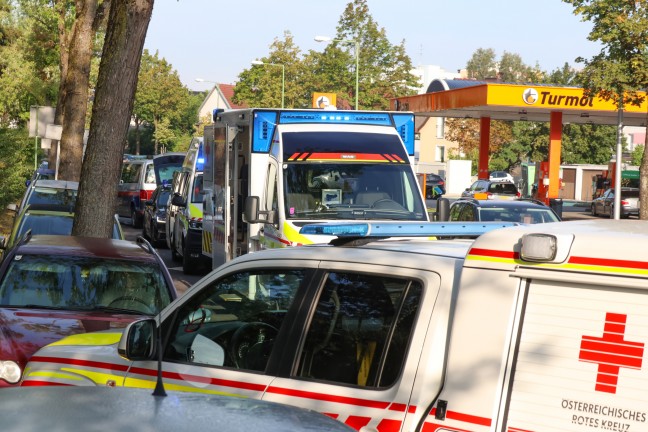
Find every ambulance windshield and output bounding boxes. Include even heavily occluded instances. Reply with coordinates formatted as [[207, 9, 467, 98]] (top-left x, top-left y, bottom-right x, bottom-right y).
[[283, 163, 427, 221]]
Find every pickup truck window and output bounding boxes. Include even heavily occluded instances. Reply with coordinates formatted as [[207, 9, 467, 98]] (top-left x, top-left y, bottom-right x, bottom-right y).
[[297, 272, 422, 388], [165, 269, 304, 372]]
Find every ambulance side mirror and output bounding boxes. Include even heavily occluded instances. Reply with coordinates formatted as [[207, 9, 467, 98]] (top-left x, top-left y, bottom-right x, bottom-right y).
[[244, 196, 276, 225]]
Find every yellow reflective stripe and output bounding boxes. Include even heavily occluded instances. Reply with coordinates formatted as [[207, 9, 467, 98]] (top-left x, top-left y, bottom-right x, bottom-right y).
[[48, 332, 122, 346], [60, 367, 126, 386], [25, 370, 85, 381], [188, 203, 203, 219], [282, 222, 315, 246], [202, 230, 212, 253], [124, 377, 245, 397]]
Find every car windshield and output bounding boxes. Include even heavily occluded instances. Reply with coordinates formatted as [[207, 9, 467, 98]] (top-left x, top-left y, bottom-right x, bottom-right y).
[[191, 174, 204, 204], [283, 163, 426, 221], [0, 255, 172, 314], [488, 183, 518, 194], [27, 187, 77, 207], [478, 207, 560, 223]]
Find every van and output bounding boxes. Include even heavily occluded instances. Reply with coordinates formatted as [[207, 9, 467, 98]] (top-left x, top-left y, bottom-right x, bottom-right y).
[[166, 138, 209, 274], [117, 153, 184, 228]]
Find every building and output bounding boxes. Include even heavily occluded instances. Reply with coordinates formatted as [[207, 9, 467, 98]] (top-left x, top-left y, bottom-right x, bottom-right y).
[[197, 84, 247, 122]]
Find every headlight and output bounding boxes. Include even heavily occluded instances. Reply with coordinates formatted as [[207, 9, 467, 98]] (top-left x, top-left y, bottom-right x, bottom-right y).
[[0, 360, 21, 384], [156, 216, 166, 223]]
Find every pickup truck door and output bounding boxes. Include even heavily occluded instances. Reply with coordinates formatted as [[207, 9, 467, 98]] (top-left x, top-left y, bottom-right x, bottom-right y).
[[262, 263, 443, 432]]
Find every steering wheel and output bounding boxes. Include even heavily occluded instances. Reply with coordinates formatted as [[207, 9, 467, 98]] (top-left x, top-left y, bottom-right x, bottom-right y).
[[107, 295, 153, 313], [372, 198, 406, 211], [229, 322, 278, 370]]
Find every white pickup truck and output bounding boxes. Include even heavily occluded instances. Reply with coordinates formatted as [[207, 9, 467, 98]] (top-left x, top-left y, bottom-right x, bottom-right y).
[[21, 219, 648, 432]]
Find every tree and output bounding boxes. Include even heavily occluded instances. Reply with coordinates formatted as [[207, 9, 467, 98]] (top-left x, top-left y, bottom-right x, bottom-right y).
[[72, 0, 153, 238], [132, 49, 192, 155], [466, 48, 497, 80], [563, 0, 648, 218]]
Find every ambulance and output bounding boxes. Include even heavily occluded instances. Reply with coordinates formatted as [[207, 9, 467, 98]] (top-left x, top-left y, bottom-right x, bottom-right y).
[[200, 108, 427, 269], [20, 219, 648, 432]]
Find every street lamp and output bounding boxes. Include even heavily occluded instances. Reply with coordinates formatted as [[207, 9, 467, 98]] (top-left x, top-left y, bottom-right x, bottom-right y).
[[251, 61, 285, 108], [315, 35, 359, 110]]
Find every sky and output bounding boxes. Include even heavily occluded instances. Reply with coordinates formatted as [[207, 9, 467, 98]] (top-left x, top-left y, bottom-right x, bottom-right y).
[[143, 0, 601, 92]]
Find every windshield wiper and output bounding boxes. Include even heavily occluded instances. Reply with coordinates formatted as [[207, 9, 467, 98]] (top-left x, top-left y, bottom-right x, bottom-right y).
[[83, 305, 154, 315], [18, 304, 67, 310]]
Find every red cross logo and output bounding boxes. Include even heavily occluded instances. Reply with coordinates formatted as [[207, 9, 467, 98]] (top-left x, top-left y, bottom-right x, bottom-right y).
[[579, 312, 644, 394]]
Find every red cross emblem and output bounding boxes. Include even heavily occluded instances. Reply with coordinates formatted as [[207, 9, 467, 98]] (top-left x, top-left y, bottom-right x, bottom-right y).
[[579, 312, 644, 394]]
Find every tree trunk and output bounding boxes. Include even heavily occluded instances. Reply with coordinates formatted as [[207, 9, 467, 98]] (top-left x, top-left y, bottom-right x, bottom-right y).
[[58, 0, 100, 181], [640, 117, 648, 220], [73, 0, 154, 238]]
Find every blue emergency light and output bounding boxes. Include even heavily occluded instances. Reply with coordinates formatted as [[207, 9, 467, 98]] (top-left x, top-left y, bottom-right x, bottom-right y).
[[299, 221, 518, 238], [196, 143, 205, 171]]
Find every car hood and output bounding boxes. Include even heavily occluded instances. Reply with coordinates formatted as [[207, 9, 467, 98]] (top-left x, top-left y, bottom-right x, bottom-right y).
[[0, 307, 143, 372]]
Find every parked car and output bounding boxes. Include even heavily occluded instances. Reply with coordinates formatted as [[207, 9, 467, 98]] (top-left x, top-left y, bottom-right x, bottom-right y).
[[489, 171, 514, 183], [447, 198, 561, 223], [591, 187, 640, 218], [0, 387, 353, 432], [117, 153, 184, 228], [0, 204, 123, 256], [143, 183, 171, 247], [0, 234, 177, 386], [461, 179, 520, 200], [25, 166, 55, 187], [7, 179, 78, 215]]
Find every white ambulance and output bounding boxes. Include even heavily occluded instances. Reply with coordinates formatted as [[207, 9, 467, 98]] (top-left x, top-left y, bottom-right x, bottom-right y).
[[20, 219, 648, 432]]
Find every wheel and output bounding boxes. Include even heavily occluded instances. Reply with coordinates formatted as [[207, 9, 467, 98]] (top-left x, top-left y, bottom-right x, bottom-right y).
[[170, 236, 181, 262], [107, 295, 153, 314], [131, 207, 142, 228], [228, 322, 278, 370], [152, 225, 165, 248], [182, 240, 196, 275], [591, 204, 598, 217]]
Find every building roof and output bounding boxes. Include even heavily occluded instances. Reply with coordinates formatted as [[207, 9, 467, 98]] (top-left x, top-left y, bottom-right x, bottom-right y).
[[197, 84, 247, 121]]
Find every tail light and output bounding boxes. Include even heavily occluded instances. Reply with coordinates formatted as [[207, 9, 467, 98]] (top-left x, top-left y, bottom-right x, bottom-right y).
[[621, 199, 629, 206], [140, 189, 153, 201], [516, 191, 521, 198]]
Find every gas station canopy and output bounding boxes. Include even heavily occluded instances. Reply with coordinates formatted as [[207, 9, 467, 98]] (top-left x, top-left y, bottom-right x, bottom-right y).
[[390, 81, 647, 126]]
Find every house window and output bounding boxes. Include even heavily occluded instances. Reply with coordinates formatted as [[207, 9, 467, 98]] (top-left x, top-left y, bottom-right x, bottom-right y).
[[436, 146, 445, 162], [436, 117, 445, 139]]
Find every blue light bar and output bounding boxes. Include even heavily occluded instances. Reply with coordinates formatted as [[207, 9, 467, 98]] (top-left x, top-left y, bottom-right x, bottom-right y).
[[195, 144, 205, 171], [391, 113, 415, 156], [299, 221, 518, 238], [252, 111, 279, 152], [279, 111, 393, 126]]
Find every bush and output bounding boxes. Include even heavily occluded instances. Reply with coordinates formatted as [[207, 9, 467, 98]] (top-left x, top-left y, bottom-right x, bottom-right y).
[[0, 127, 36, 209]]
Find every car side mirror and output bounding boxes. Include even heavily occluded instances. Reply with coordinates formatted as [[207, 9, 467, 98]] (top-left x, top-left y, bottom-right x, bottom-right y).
[[171, 194, 186, 207], [117, 319, 157, 361], [243, 196, 276, 225]]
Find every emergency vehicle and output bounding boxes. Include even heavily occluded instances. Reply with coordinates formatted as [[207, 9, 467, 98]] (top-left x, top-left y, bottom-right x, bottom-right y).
[[166, 136, 210, 274], [21, 219, 648, 432], [201, 108, 426, 269]]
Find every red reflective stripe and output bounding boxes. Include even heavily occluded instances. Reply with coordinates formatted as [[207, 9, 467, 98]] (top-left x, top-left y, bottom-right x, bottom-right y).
[[30, 356, 130, 373], [262, 230, 294, 246], [128, 365, 266, 392], [266, 385, 391, 410], [376, 418, 402, 432], [468, 247, 518, 259], [21, 380, 72, 387], [445, 409, 492, 427], [344, 416, 371, 430], [568, 255, 648, 270]]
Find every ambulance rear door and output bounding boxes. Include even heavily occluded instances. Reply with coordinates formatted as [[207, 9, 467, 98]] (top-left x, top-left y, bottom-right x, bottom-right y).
[[498, 273, 648, 432]]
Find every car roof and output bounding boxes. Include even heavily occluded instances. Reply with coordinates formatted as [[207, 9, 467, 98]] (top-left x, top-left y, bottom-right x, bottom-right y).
[[31, 179, 79, 189], [10, 235, 159, 261], [0, 387, 353, 432]]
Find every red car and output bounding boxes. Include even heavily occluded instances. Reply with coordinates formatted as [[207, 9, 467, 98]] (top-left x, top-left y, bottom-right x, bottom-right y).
[[0, 234, 177, 387]]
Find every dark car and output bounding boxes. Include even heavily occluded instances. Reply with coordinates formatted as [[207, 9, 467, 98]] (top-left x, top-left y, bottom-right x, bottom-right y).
[[0, 234, 177, 387], [447, 198, 561, 223], [591, 187, 640, 218], [143, 184, 171, 247], [461, 179, 520, 200], [7, 179, 78, 215]]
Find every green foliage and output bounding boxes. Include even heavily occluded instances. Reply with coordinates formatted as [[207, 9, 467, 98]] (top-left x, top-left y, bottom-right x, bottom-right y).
[[0, 127, 36, 209], [632, 145, 644, 166], [466, 48, 497, 80], [132, 49, 198, 154]]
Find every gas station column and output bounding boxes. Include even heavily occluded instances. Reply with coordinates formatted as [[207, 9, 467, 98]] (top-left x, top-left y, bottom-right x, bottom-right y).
[[548, 111, 563, 199], [478, 117, 490, 179]]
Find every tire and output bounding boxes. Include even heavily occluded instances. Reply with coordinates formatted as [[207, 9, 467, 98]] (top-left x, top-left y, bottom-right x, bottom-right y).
[[591, 204, 597, 217], [131, 207, 142, 229], [170, 235, 181, 262], [182, 241, 195, 275]]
